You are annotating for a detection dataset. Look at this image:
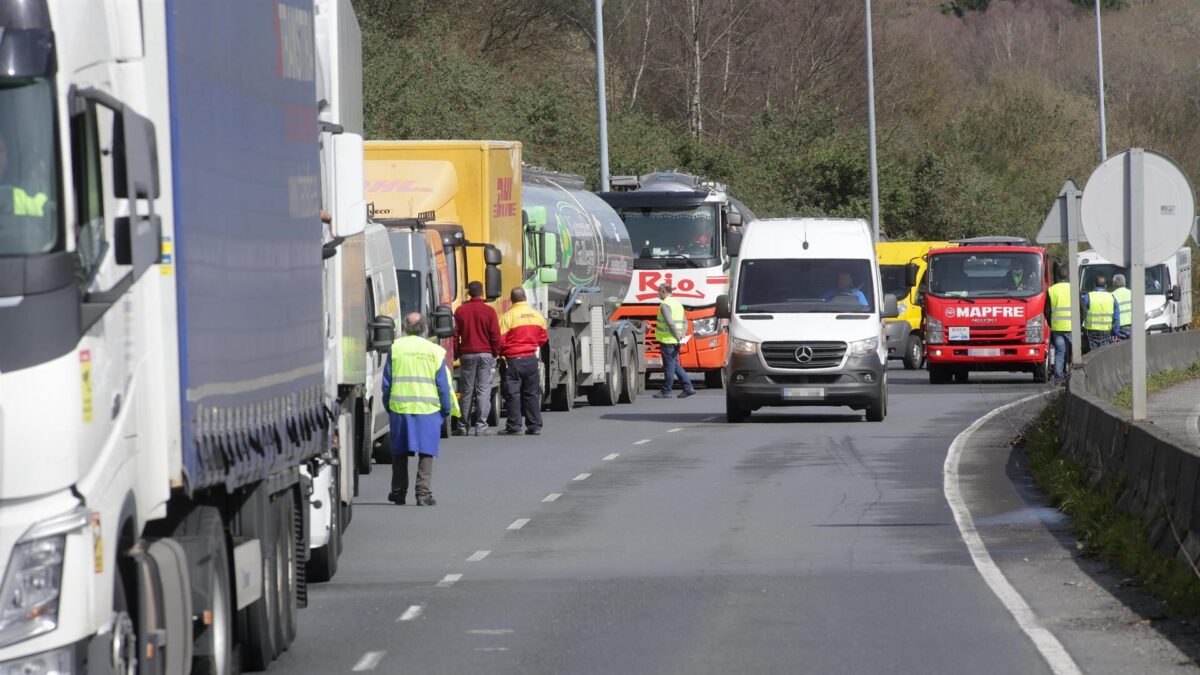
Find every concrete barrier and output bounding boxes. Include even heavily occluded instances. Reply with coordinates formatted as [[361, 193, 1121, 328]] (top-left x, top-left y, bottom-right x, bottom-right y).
[[1060, 331, 1200, 561]]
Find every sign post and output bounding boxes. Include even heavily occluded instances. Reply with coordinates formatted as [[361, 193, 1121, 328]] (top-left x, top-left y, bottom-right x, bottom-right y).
[[1037, 180, 1086, 365], [1080, 148, 1195, 421]]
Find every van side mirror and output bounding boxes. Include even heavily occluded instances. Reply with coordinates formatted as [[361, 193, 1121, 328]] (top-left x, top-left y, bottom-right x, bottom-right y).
[[485, 266, 503, 301], [882, 293, 900, 319], [432, 304, 454, 339], [369, 315, 396, 354], [715, 294, 731, 319], [484, 245, 503, 267], [905, 263, 919, 289], [726, 230, 742, 257], [1171, 284, 1182, 302]]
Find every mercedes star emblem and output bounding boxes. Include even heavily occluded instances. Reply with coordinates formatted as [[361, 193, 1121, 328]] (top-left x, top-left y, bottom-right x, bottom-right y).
[[794, 346, 814, 363]]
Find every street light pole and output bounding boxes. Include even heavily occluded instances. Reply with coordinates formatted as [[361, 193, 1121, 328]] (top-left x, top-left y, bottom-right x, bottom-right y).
[[1095, 0, 1108, 162], [595, 0, 611, 191], [865, 0, 881, 240]]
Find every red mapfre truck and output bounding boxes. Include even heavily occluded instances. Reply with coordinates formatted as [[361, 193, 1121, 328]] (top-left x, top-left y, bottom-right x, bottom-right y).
[[920, 237, 1052, 384]]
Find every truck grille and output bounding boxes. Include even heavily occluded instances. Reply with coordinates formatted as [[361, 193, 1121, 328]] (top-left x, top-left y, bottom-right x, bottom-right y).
[[643, 319, 661, 355], [955, 325, 1026, 344], [761, 341, 846, 369]]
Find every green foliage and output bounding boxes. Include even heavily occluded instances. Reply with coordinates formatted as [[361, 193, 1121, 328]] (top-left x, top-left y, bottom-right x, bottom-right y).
[[1023, 398, 1200, 617], [1112, 361, 1200, 410]]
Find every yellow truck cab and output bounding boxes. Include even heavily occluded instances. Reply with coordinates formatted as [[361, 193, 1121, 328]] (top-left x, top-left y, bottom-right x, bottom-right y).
[[876, 241, 951, 369]]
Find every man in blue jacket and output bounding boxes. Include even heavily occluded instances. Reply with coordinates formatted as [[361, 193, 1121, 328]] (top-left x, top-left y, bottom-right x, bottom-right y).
[[383, 313, 459, 506]]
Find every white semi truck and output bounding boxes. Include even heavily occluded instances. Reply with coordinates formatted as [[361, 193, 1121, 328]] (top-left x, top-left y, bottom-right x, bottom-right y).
[[1077, 247, 1193, 332], [0, 1, 368, 673]]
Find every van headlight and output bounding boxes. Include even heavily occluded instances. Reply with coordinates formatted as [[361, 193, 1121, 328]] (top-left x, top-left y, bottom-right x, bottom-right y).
[[849, 337, 879, 355], [1147, 305, 1166, 320], [0, 507, 86, 649], [926, 316, 944, 345], [0, 645, 75, 674], [1025, 315, 1045, 344], [732, 338, 758, 355], [692, 317, 718, 337]]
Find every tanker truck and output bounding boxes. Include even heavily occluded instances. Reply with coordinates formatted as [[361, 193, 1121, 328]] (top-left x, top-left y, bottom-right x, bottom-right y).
[[522, 169, 647, 409]]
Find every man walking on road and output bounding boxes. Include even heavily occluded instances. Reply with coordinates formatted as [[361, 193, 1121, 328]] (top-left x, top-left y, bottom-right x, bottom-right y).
[[499, 287, 548, 436], [454, 280, 501, 436], [654, 283, 695, 399], [1082, 274, 1121, 352], [1112, 274, 1133, 341], [383, 313, 459, 506], [1046, 267, 1072, 383]]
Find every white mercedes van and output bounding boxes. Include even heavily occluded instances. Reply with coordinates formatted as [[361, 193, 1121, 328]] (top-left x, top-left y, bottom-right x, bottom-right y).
[[716, 218, 898, 422]]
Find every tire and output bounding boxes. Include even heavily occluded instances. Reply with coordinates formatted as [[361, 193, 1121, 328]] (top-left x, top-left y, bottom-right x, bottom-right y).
[[952, 369, 969, 384], [550, 353, 576, 412], [588, 346, 621, 406], [273, 492, 297, 651], [357, 399, 373, 475], [237, 488, 277, 671], [306, 465, 340, 583], [704, 370, 724, 389], [726, 392, 749, 423], [902, 335, 924, 371], [618, 345, 638, 404], [180, 508, 235, 675], [1033, 350, 1050, 383], [112, 563, 139, 675], [372, 436, 390, 465], [487, 384, 501, 426], [865, 379, 887, 422], [928, 364, 950, 384]]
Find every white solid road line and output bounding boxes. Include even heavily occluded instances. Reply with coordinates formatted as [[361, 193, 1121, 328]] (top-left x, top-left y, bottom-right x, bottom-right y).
[[474, 647, 510, 652], [397, 605, 423, 622], [467, 629, 515, 635], [436, 573, 463, 588], [573, 473, 591, 481], [508, 518, 530, 530], [603, 453, 620, 461], [634, 439, 651, 445], [352, 651, 386, 671], [945, 391, 1081, 675], [467, 550, 491, 562], [667, 427, 683, 433], [542, 493, 562, 502], [703, 415, 719, 422]]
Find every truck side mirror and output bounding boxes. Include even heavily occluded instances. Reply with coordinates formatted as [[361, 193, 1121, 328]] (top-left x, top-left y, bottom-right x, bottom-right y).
[[485, 266, 502, 301], [1171, 284, 1182, 302], [726, 230, 742, 257], [882, 293, 900, 319], [369, 315, 396, 354], [715, 294, 731, 319], [484, 245, 503, 267], [905, 263, 919, 289], [728, 211, 743, 227], [540, 232, 559, 267], [538, 268, 558, 284], [914, 290, 925, 307], [432, 304, 454, 339]]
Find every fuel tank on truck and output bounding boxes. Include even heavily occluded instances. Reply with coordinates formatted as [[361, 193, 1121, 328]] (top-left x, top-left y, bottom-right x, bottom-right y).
[[521, 173, 634, 317]]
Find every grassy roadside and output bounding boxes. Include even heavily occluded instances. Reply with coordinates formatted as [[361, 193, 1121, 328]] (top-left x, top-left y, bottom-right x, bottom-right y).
[[1021, 396, 1200, 617], [1112, 360, 1200, 409]]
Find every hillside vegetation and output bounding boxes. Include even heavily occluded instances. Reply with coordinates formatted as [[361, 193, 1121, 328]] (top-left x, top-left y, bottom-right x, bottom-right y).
[[357, 0, 1200, 250]]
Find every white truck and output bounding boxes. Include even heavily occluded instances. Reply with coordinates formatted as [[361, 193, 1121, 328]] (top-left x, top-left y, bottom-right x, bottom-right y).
[[1077, 247, 1193, 332], [0, 1, 366, 672]]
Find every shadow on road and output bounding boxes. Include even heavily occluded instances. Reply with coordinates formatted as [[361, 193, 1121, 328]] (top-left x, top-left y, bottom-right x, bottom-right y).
[[599, 412, 722, 424]]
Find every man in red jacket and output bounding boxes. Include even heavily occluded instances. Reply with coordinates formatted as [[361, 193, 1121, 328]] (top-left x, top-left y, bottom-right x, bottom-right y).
[[498, 287, 549, 436], [453, 280, 502, 436]]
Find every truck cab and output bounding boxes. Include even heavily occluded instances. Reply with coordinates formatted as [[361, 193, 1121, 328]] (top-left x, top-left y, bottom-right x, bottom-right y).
[[922, 238, 1051, 383]]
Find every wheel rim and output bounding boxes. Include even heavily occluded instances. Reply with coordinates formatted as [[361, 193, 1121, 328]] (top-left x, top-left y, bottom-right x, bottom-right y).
[[910, 341, 920, 364], [111, 612, 136, 675], [212, 561, 231, 675]]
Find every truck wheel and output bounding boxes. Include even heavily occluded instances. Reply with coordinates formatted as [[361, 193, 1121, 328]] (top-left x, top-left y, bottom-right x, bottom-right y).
[[865, 379, 887, 422], [726, 392, 749, 423], [307, 465, 340, 583], [237, 488, 278, 671], [550, 354, 576, 411], [1033, 351, 1050, 383], [487, 385, 501, 426], [357, 399, 373, 475], [273, 492, 298, 651], [952, 369, 969, 384], [112, 569, 139, 675], [588, 345, 621, 406], [704, 370, 724, 389], [619, 345, 638, 404], [180, 508, 235, 675], [902, 335, 924, 371]]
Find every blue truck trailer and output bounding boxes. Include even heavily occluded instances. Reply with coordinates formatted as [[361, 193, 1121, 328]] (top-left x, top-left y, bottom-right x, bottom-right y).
[[0, 1, 361, 672]]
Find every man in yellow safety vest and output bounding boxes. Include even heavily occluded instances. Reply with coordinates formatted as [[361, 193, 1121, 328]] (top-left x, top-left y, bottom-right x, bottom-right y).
[[1112, 274, 1133, 341], [1081, 274, 1121, 353], [0, 133, 48, 218], [1046, 267, 1072, 382], [653, 283, 695, 399], [382, 312, 460, 506]]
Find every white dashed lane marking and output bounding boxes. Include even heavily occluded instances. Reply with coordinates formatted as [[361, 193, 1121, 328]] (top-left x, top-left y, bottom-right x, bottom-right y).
[[634, 439, 651, 445], [397, 605, 423, 622], [352, 651, 386, 671], [542, 493, 562, 502], [467, 629, 515, 635], [508, 518, 530, 530], [573, 473, 591, 481], [667, 427, 683, 433], [436, 574, 463, 588], [603, 453, 620, 461], [466, 550, 491, 562]]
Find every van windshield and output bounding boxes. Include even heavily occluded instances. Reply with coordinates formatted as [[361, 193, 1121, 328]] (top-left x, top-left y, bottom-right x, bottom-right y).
[[736, 259, 875, 313], [1080, 263, 1167, 295], [879, 264, 912, 299]]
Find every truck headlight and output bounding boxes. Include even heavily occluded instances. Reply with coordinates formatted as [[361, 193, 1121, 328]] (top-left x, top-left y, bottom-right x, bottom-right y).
[[926, 316, 944, 345], [0, 645, 74, 675], [1025, 315, 1045, 344], [692, 317, 718, 337], [732, 338, 758, 355], [0, 507, 86, 649], [1147, 304, 1166, 320], [849, 337, 879, 355]]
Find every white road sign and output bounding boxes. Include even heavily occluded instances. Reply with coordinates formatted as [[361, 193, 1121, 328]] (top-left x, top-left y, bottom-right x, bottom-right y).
[[1081, 150, 1195, 266]]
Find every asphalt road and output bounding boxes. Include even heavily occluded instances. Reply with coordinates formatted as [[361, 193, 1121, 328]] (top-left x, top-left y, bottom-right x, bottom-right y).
[[271, 368, 1188, 674]]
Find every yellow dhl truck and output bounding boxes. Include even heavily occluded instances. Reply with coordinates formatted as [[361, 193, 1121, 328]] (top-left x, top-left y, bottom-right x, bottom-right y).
[[876, 241, 952, 369]]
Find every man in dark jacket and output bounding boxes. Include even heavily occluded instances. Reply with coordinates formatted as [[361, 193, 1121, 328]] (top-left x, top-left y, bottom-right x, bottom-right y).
[[453, 280, 502, 436]]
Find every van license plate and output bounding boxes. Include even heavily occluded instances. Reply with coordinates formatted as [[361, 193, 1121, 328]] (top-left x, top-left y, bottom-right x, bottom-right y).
[[967, 348, 1001, 357], [949, 327, 970, 341], [784, 387, 824, 400]]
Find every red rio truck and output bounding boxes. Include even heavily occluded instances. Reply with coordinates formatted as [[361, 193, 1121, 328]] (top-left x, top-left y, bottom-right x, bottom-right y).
[[920, 237, 1052, 384]]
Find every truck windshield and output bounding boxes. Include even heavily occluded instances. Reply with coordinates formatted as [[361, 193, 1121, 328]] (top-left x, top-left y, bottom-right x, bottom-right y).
[[622, 204, 719, 268], [736, 258, 875, 313], [927, 251, 1042, 299], [1080, 263, 1167, 295], [0, 78, 59, 255], [396, 270, 422, 318], [879, 265, 912, 300]]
